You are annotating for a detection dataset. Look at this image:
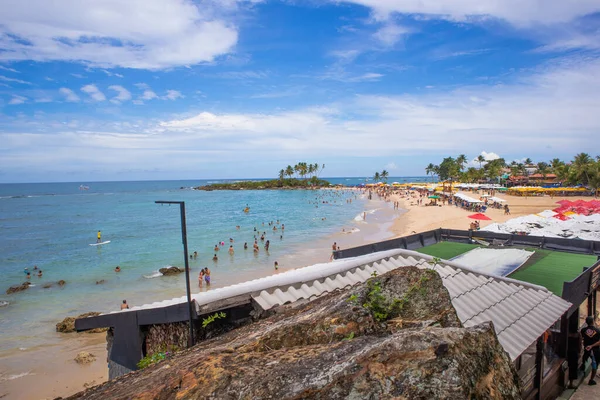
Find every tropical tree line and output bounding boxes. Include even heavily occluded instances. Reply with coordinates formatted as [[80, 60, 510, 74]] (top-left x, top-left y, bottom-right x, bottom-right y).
[[372, 170, 389, 183], [425, 153, 600, 191], [278, 162, 325, 182]]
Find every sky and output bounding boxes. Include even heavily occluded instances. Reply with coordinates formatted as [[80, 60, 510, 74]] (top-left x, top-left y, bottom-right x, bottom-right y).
[[0, 0, 599, 183]]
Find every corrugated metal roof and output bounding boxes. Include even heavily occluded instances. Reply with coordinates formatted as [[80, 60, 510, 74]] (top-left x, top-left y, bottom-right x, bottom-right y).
[[245, 249, 570, 361], [92, 248, 570, 360]]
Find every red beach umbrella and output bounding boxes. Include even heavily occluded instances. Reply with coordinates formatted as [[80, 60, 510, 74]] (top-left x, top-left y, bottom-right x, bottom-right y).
[[556, 200, 572, 206], [553, 213, 569, 221], [468, 213, 492, 221]]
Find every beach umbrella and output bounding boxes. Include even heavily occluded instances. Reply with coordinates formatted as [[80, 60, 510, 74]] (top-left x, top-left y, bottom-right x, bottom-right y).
[[428, 195, 440, 199], [553, 213, 569, 221], [468, 213, 491, 221]]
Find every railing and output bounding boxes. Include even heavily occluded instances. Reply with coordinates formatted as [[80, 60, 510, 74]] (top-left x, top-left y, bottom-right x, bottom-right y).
[[333, 229, 600, 260]]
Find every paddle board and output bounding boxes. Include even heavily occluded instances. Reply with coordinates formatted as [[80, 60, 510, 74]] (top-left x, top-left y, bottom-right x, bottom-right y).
[[89, 241, 111, 246]]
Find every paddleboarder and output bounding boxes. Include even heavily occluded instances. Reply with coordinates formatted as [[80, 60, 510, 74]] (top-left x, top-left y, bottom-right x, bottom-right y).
[[97, 230, 102, 243]]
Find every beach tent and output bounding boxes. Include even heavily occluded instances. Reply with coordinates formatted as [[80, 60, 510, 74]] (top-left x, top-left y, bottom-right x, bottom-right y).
[[489, 196, 506, 203]]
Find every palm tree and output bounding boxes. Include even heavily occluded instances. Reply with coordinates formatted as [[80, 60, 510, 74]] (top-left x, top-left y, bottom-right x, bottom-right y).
[[524, 158, 533, 166], [373, 172, 381, 182], [278, 169, 285, 181], [380, 170, 389, 183], [285, 165, 294, 179], [570, 152, 593, 185], [477, 155, 485, 169], [536, 162, 550, 179], [425, 163, 436, 182], [308, 163, 315, 179], [457, 154, 467, 172], [550, 158, 563, 172]]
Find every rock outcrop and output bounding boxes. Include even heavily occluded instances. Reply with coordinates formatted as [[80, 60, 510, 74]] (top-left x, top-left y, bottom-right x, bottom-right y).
[[75, 352, 96, 364], [6, 282, 31, 294], [66, 267, 521, 400], [159, 266, 184, 276], [57, 312, 105, 333]]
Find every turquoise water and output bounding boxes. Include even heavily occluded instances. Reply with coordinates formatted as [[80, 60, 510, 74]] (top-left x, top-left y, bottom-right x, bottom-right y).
[[0, 177, 425, 353]]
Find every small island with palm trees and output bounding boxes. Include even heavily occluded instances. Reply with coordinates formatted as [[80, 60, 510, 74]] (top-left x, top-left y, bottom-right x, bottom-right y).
[[195, 162, 330, 190]]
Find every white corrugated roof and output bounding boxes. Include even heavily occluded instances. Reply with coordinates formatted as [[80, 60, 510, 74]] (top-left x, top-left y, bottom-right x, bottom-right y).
[[246, 249, 570, 361], [100, 248, 570, 360]]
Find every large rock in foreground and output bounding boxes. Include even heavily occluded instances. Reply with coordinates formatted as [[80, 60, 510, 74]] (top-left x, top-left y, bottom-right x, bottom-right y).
[[57, 312, 105, 333], [67, 267, 521, 399]]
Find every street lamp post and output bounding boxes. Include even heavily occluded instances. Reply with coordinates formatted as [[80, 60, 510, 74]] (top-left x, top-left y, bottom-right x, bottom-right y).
[[155, 200, 195, 347]]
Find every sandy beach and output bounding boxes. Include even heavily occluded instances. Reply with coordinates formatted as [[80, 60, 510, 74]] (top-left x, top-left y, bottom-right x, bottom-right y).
[[389, 191, 593, 237], [1, 188, 591, 400]]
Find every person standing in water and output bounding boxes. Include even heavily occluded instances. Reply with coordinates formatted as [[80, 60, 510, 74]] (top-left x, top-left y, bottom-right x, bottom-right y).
[[97, 230, 102, 243], [204, 268, 211, 287]]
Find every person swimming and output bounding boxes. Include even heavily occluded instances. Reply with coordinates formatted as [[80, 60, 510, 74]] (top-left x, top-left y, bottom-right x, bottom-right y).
[[244, 242, 248, 250], [229, 245, 234, 254], [115, 266, 121, 272], [121, 300, 129, 310], [212, 254, 218, 261]]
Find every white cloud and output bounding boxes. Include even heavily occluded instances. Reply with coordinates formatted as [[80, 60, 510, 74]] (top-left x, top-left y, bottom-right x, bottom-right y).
[[0, 0, 240, 70], [0, 75, 31, 85], [8, 95, 27, 105], [339, 0, 600, 26], [480, 151, 500, 161], [162, 90, 184, 100], [81, 84, 106, 101], [1, 54, 598, 180], [141, 90, 158, 100], [0, 65, 19, 73], [70, 73, 85, 79], [108, 85, 132, 104], [59, 87, 80, 102], [468, 151, 500, 167], [373, 23, 409, 46], [385, 162, 398, 170], [156, 55, 598, 157]]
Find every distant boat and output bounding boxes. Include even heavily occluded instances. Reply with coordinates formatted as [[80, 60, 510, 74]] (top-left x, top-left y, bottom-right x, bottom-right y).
[[79, 185, 89, 191]]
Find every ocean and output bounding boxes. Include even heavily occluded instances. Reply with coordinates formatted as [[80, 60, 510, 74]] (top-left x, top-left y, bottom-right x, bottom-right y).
[[0, 177, 427, 355]]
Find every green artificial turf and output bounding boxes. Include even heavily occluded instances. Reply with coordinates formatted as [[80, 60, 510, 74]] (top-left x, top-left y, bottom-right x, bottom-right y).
[[417, 242, 479, 260], [508, 249, 596, 296]]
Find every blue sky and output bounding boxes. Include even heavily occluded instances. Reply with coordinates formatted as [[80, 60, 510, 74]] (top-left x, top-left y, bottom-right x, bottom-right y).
[[0, 0, 599, 183]]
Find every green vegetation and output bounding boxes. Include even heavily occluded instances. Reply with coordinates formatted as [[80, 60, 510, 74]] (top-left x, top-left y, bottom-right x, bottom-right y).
[[137, 345, 179, 370], [372, 169, 389, 183], [508, 249, 596, 296], [197, 162, 330, 190], [202, 311, 226, 328], [425, 152, 600, 193], [418, 242, 479, 260], [355, 269, 438, 322]]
